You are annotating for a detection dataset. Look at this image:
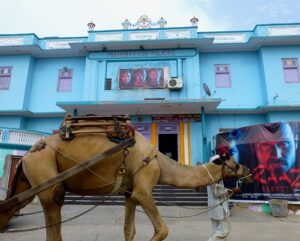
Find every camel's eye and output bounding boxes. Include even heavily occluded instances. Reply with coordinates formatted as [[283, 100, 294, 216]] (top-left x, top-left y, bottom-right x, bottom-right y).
[[235, 163, 240, 170]]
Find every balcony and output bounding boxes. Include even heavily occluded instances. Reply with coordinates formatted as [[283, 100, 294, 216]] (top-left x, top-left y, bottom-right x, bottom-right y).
[[0, 128, 48, 150]]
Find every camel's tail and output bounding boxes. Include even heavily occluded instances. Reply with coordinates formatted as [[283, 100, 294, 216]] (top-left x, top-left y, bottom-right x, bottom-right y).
[[0, 157, 33, 231]]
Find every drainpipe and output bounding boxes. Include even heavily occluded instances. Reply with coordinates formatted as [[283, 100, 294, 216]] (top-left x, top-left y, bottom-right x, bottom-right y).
[[201, 107, 208, 163]]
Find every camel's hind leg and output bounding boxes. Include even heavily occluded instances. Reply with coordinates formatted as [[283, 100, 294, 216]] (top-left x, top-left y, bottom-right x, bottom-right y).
[[38, 183, 65, 241], [0, 170, 33, 231], [124, 195, 137, 241]]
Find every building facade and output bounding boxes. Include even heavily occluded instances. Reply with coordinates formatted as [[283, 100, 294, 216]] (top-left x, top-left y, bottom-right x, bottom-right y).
[[0, 16, 300, 166]]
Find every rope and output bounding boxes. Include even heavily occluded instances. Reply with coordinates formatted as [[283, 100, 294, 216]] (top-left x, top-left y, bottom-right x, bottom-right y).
[[203, 164, 215, 184], [14, 195, 86, 217], [4, 195, 112, 233]]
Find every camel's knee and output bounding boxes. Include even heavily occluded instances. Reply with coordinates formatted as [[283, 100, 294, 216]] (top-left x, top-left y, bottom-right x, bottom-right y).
[[130, 190, 151, 203], [53, 184, 65, 206], [39, 184, 65, 208]]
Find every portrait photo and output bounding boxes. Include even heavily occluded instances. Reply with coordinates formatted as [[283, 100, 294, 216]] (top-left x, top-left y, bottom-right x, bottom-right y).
[[118, 67, 166, 89]]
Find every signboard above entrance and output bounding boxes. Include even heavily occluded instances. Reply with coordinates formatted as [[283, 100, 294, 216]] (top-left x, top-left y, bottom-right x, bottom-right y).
[[152, 114, 201, 122]]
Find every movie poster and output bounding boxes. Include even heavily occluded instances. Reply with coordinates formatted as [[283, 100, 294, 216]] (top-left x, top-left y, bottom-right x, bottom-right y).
[[215, 122, 300, 202], [118, 68, 166, 89]]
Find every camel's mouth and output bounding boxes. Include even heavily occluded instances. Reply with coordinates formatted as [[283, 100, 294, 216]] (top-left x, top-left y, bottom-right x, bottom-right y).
[[240, 166, 253, 184], [242, 173, 253, 184]]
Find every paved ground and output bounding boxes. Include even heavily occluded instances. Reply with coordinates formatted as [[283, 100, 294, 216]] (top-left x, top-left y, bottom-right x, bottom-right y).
[[1, 203, 300, 241]]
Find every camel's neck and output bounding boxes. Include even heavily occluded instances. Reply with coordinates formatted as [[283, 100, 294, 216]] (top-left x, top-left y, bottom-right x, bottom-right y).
[[157, 153, 223, 188]]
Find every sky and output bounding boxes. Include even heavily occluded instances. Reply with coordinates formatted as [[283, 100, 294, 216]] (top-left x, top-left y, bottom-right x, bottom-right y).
[[1, 0, 300, 38]]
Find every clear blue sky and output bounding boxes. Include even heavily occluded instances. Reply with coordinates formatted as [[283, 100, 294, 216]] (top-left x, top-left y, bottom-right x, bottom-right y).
[[1, 0, 300, 37]]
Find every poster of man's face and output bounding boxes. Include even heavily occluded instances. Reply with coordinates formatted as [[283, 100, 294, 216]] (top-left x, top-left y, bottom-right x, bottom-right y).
[[118, 68, 165, 89], [215, 122, 300, 202]]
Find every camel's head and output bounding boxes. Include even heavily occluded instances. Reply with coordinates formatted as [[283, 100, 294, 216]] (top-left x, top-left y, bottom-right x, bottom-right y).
[[212, 153, 253, 184]]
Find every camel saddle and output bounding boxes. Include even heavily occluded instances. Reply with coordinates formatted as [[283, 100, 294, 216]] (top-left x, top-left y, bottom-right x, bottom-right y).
[[58, 114, 135, 142]]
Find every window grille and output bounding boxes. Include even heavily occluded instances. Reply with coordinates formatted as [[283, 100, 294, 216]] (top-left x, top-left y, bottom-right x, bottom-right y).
[[57, 68, 73, 92], [0, 66, 12, 90], [214, 64, 231, 88]]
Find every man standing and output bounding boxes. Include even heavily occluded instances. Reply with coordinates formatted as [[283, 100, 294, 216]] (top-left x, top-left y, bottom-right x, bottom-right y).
[[207, 156, 240, 241]]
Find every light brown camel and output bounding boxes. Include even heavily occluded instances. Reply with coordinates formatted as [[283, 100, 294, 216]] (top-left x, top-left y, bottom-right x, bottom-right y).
[[0, 131, 252, 241]]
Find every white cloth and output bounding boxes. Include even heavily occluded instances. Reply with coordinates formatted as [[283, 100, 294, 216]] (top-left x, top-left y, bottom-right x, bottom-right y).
[[207, 181, 230, 220], [207, 218, 231, 241], [207, 181, 231, 241]]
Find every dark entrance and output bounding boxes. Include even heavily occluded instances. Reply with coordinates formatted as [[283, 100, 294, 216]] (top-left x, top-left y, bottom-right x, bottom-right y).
[[158, 134, 178, 161]]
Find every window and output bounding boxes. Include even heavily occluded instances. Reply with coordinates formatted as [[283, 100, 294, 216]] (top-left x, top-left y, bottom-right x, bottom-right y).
[[57, 68, 73, 92], [0, 66, 12, 90], [282, 58, 300, 83], [214, 64, 231, 88]]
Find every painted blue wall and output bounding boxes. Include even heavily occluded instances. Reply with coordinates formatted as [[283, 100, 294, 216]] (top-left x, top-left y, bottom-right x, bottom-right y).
[[266, 111, 300, 123], [0, 55, 32, 111], [25, 117, 63, 133], [200, 52, 264, 109], [84, 49, 200, 102], [260, 46, 300, 106], [28, 57, 85, 113], [0, 117, 25, 129]]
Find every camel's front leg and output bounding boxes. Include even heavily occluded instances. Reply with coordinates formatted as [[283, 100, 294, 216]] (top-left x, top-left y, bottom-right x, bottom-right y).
[[39, 184, 65, 241], [124, 195, 137, 241], [132, 191, 168, 241]]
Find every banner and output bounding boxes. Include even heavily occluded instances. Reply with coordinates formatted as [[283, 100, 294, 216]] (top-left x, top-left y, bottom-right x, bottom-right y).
[[118, 68, 167, 89], [215, 122, 300, 202]]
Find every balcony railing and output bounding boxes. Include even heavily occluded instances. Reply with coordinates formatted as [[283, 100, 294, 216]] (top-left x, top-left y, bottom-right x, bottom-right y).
[[0, 128, 49, 149]]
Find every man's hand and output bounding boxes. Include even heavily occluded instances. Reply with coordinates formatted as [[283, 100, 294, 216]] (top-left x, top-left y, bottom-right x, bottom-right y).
[[227, 187, 241, 195]]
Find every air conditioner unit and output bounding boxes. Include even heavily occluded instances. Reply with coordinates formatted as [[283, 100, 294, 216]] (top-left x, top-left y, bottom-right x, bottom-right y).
[[167, 78, 183, 89]]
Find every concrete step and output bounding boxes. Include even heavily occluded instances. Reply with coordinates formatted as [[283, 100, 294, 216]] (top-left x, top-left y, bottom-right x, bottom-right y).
[[65, 185, 208, 206]]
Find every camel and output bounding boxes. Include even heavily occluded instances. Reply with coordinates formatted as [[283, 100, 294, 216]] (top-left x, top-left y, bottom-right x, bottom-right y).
[[0, 119, 252, 241]]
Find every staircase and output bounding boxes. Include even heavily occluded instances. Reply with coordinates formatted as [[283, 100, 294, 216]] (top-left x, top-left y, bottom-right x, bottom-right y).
[[65, 185, 207, 206]]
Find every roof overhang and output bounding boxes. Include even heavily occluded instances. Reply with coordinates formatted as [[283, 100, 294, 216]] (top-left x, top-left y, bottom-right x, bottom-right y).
[[1, 35, 300, 57], [57, 98, 222, 116], [255, 104, 300, 112]]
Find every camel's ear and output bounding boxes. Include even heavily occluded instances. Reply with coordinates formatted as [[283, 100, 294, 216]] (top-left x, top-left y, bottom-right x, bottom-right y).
[[219, 153, 230, 162], [212, 157, 223, 165]]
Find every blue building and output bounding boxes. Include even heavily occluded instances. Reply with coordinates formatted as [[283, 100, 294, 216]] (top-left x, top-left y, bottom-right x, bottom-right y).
[[0, 15, 299, 166]]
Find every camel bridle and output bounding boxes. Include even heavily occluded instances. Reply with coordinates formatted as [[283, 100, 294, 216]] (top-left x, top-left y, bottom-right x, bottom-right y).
[[204, 157, 249, 185]]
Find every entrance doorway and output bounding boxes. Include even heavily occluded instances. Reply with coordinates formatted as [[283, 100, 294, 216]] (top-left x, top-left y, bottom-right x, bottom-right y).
[[157, 123, 179, 161], [158, 134, 178, 161]]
